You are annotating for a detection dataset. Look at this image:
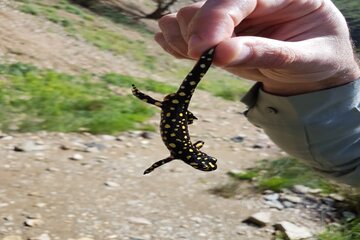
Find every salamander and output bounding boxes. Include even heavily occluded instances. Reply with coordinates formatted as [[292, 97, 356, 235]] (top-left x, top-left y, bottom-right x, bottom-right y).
[[132, 48, 218, 174]]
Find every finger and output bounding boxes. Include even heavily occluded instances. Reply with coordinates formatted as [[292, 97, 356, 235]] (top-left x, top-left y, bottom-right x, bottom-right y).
[[158, 13, 189, 56], [187, 0, 257, 57], [154, 32, 188, 59], [176, 1, 205, 41]]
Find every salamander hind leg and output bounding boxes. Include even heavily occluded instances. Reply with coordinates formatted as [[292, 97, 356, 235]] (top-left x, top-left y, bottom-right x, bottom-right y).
[[132, 84, 163, 108], [193, 140, 204, 149], [143, 156, 175, 175]]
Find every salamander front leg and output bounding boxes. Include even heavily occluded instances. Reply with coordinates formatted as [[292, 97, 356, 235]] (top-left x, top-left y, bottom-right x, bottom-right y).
[[143, 156, 175, 175], [132, 84, 163, 108], [187, 110, 198, 125]]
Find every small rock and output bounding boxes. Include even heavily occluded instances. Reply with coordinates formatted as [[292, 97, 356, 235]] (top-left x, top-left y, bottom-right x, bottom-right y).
[[2, 236, 22, 240], [69, 153, 84, 161], [329, 193, 345, 202], [101, 135, 116, 141], [281, 195, 302, 204], [274, 221, 312, 240], [128, 217, 152, 225], [244, 212, 271, 227], [322, 197, 335, 206], [264, 193, 279, 201], [342, 211, 356, 221], [29, 233, 51, 240], [104, 181, 119, 187], [292, 185, 310, 194], [14, 141, 47, 152], [252, 144, 265, 149], [24, 218, 44, 227], [282, 201, 295, 208], [230, 135, 245, 143], [83, 142, 106, 151], [140, 131, 155, 139], [265, 200, 284, 210]]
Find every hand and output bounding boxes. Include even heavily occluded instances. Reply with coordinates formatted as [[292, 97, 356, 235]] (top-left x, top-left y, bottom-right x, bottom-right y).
[[155, 0, 360, 95]]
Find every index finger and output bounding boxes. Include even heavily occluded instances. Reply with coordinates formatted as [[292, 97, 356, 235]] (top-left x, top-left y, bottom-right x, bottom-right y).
[[187, 0, 257, 57]]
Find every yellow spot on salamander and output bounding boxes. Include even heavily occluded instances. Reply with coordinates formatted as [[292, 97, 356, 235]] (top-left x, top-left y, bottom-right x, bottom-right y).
[[190, 81, 196, 86], [189, 149, 194, 152], [155, 102, 162, 107], [179, 113, 183, 117], [172, 99, 179, 104], [209, 162, 215, 168], [182, 126, 186, 129], [169, 143, 176, 148], [200, 64, 206, 68], [164, 124, 171, 128], [178, 151, 183, 154], [186, 156, 191, 159], [179, 92, 186, 96], [166, 113, 171, 117], [170, 133, 176, 137]]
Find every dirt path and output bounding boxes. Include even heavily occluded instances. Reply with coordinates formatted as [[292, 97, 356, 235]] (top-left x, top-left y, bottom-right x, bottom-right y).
[[0, 4, 328, 240]]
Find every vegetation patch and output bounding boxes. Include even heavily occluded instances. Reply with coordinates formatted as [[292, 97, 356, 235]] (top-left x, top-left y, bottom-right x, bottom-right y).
[[15, 0, 157, 69], [102, 73, 177, 94], [0, 63, 162, 134]]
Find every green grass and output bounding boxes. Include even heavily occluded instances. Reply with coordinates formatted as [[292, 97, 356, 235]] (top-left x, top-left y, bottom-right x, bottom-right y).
[[230, 157, 336, 193], [0, 63, 161, 134], [15, 0, 157, 69], [101, 73, 177, 94], [318, 219, 360, 240]]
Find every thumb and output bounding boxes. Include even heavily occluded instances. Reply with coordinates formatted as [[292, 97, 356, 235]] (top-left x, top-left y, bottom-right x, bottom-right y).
[[215, 36, 309, 69]]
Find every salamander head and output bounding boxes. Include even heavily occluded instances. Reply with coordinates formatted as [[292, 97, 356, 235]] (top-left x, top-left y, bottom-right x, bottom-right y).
[[188, 155, 217, 172]]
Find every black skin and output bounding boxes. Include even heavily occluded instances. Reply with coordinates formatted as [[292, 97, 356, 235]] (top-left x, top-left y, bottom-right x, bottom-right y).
[[132, 48, 218, 175]]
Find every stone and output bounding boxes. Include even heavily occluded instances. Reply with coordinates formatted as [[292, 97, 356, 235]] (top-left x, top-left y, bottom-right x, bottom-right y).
[[244, 212, 271, 227], [230, 135, 245, 143], [342, 211, 356, 221], [83, 142, 106, 151], [329, 193, 345, 201], [292, 185, 310, 194], [104, 181, 119, 187], [264, 193, 279, 201], [128, 217, 152, 225], [140, 131, 155, 139], [265, 200, 284, 210], [281, 195, 302, 204], [69, 153, 84, 161], [101, 135, 116, 141], [29, 233, 51, 240], [14, 141, 47, 152], [282, 201, 295, 208], [2, 236, 22, 240], [274, 221, 312, 240], [24, 218, 44, 227]]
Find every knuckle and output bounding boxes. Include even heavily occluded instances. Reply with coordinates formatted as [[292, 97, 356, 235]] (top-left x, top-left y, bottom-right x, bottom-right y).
[[158, 13, 176, 29]]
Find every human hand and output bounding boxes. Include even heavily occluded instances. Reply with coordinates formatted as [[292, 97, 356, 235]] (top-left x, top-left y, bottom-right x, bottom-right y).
[[155, 0, 360, 95]]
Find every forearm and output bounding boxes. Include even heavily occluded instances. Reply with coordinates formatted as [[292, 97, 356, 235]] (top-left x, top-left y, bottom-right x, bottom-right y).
[[241, 77, 360, 187]]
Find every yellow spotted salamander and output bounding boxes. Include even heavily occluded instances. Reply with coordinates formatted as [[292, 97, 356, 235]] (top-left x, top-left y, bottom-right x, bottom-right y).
[[132, 48, 218, 174]]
